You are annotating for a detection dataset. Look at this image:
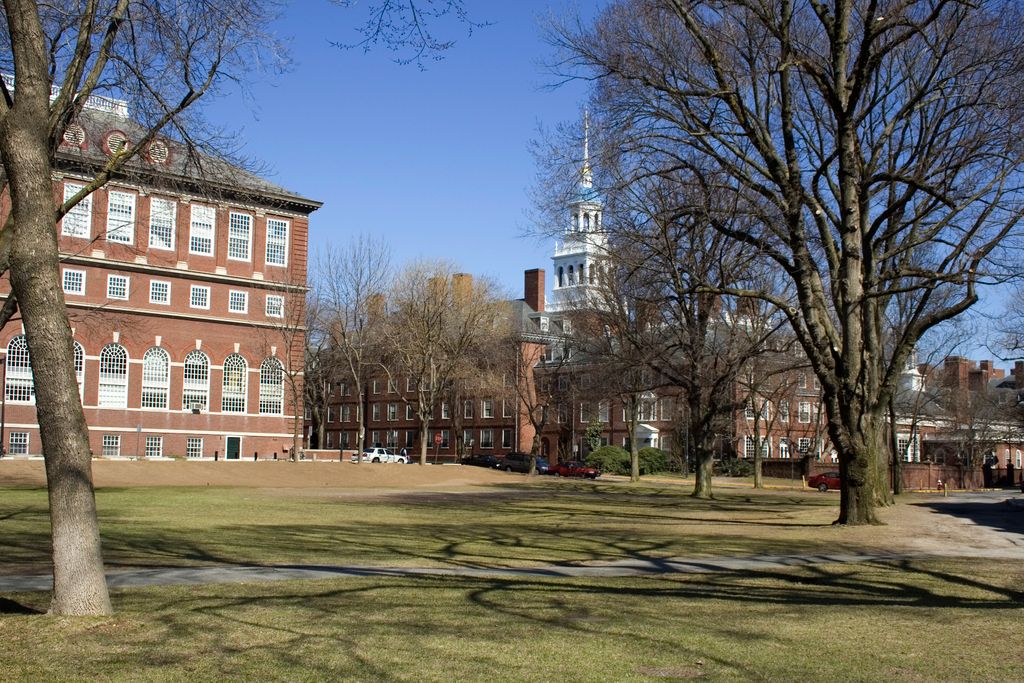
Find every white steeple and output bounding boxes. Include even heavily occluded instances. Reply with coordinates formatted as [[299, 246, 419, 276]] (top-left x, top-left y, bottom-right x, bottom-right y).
[[548, 110, 608, 313]]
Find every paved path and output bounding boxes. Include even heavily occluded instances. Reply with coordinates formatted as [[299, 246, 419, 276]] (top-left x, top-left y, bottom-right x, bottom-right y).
[[3, 491, 1021, 594]]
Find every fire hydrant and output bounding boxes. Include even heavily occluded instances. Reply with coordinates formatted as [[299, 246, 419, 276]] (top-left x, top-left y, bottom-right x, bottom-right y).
[[937, 479, 947, 497]]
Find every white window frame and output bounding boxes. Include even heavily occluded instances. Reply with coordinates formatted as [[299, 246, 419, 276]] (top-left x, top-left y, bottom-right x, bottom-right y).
[[148, 196, 177, 251], [258, 357, 284, 415], [106, 274, 129, 300], [480, 428, 494, 449], [228, 290, 248, 314], [9, 431, 29, 455], [145, 436, 163, 458], [149, 280, 171, 305], [221, 354, 248, 413], [102, 434, 121, 457], [98, 343, 129, 408], [265, 294, 284, 318], [63, 268, 86, 295], [265, 217, 289, 267], [227, 211, 252, 261], [141, 347, 170, 409], [187, 437, 204, 459], [189, 204, 215, 255], [190, 285, 210, 310], [106, 190, 136, 244], [798, 401, 811, 424], [61, 182, 92, 238]]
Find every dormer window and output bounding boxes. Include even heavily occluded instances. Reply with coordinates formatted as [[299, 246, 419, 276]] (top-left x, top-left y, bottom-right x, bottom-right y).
[[539, 316, 549, 332], [62, 124, 86, 147], [104, 130, 128, 155]]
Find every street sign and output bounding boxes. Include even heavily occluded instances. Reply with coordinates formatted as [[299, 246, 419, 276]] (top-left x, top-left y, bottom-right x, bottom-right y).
[[433, 432, 442, 446]]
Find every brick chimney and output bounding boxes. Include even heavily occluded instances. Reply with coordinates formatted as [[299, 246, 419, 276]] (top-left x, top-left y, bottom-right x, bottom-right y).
[[1016, 361, 1024, 390], [942, 356, 970, 390], [524, 268, 545, 313]]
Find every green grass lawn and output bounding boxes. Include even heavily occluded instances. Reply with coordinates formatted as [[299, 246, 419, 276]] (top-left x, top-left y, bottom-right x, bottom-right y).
[[0, 482, 855, 574], [2, 559, 1022, 681], [3, 481, 1019, 681]]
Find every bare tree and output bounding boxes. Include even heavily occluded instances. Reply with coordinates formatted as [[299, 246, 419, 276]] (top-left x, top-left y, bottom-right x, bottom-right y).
[[312, 237, 391, 460], [382, 261, 505, 466], [549, 0, 1024, 523]]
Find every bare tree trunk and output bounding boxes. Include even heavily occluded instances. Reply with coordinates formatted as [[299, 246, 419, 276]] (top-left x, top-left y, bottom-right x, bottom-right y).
[[833, 412, 884, 525], [419, 419, 429, 466], [2, 89, 111, 614], [693, 448, 714, 499]]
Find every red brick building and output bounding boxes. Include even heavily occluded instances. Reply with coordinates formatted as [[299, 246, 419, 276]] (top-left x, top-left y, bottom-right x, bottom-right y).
[[0, 99, 320, 460]]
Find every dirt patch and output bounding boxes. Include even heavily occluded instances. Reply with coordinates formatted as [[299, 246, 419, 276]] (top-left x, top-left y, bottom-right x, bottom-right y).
[[0, 459, 516, 490]]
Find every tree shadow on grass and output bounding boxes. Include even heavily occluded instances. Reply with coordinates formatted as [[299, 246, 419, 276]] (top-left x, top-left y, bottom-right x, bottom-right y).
[[0, 596, 42, 614]]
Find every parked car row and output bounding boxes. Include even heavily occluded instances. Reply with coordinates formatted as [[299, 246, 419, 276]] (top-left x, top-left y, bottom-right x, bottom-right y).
[[459, 452, 601, 478]]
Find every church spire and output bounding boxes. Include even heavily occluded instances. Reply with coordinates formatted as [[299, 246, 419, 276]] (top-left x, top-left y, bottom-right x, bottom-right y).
[[581, 110, 593, 189]]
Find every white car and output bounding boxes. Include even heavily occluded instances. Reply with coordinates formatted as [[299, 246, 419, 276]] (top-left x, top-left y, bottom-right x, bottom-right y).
[[351, 447, 408, 464]]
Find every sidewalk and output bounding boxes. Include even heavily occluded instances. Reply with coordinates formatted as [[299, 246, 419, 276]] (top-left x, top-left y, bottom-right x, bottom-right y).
[[0, 549, 1002, 594]]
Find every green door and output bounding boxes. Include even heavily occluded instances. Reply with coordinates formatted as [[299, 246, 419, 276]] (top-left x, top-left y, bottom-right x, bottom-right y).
[[226, 437, 240, 460]]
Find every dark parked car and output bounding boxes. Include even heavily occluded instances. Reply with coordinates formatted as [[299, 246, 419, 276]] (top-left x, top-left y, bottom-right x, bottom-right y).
[[499, 452, 549, 474], [548, 461, 601, 479], [808, 471, 840, 492], [460, 453, 500, 469]]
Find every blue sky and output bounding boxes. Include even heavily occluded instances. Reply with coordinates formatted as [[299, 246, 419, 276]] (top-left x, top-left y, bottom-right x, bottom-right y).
[[205, 1, 596, 298]]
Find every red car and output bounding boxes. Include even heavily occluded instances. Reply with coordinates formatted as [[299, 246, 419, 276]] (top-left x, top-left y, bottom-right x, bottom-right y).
[[549, 461, 601, 479], [808, 471, 840, 492]]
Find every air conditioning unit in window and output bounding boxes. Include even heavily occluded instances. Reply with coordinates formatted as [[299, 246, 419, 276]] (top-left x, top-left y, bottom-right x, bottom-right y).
[[191, 402, 202, 414]]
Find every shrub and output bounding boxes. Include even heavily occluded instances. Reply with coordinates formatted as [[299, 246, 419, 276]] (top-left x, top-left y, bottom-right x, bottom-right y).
[[586, 446, 630, 475], [638, 446, 669, 475], [715, 458, 754, 477]]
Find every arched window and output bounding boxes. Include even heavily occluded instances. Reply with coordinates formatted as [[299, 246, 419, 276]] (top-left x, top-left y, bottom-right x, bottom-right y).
[[571, 214, 578, 230], [583, 213, 591, 230], [141, 347, 170, 409], [568, 265, 575, 284], [588, 262, 596, 284], [98, 343, 128, 408], [73, 341, 85, 402], [557, 266, 564, 287], [182, 350, 210, 411], [221, 353, 248, 413], [5, 335, 34, 402], [259, 357, 284, 415]]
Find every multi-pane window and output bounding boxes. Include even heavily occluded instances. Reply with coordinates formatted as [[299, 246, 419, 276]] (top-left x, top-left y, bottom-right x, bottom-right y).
[[102, 435, 121, 457], [6, 336, 34, 403], [387, 403, 398, 421], [190, 285, 210, 309], [437, 430, 450, 449], [326, 431, 334, 448], [463, 429, 473, 449], [341, 405, 351, 422], [141, 347, 170, 409], [9, 432, 29, 455], [106, 190, 136, 244], [145, 436, 163, 458], [502, 429, 512, 449], [464, 401, 473, 419], [745, 398, 756, 420], [798, 437, 812, 454], [149, 280, 170, 305], [265, 218, 289, 266], [63, 269, 85, 295], [386, 430, 398, 448], [186, 437, 204, 459], [61, 182, 92, 237], [372, 404, 381, 421], [406, 404, 414, 420], [598, 400, 609, 423], [148, 197, 176, 250], [74, 341, 85, 401], [221, 354, 247, 413], [897, 433, 921, 462], [502, 400, 512, 418], [189, 204, 215, 255], [744, 436, 756, 458], [779, 438, 791, 459], [98, 343, 128, 408], [107, 274, 129, 300], [405, 430, 415, 448], [779, 400, 790, 422], [441, 402, 450, 419], [182, 350, 210, 411], [228, 212, 252, 261], [481, 400, 494, 418], [259, 357, 284, 415], [798, 401, 811, 423], [480, 429, 494, 449], [228, 290, 248, 313], [265, 295, 284, 318]]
